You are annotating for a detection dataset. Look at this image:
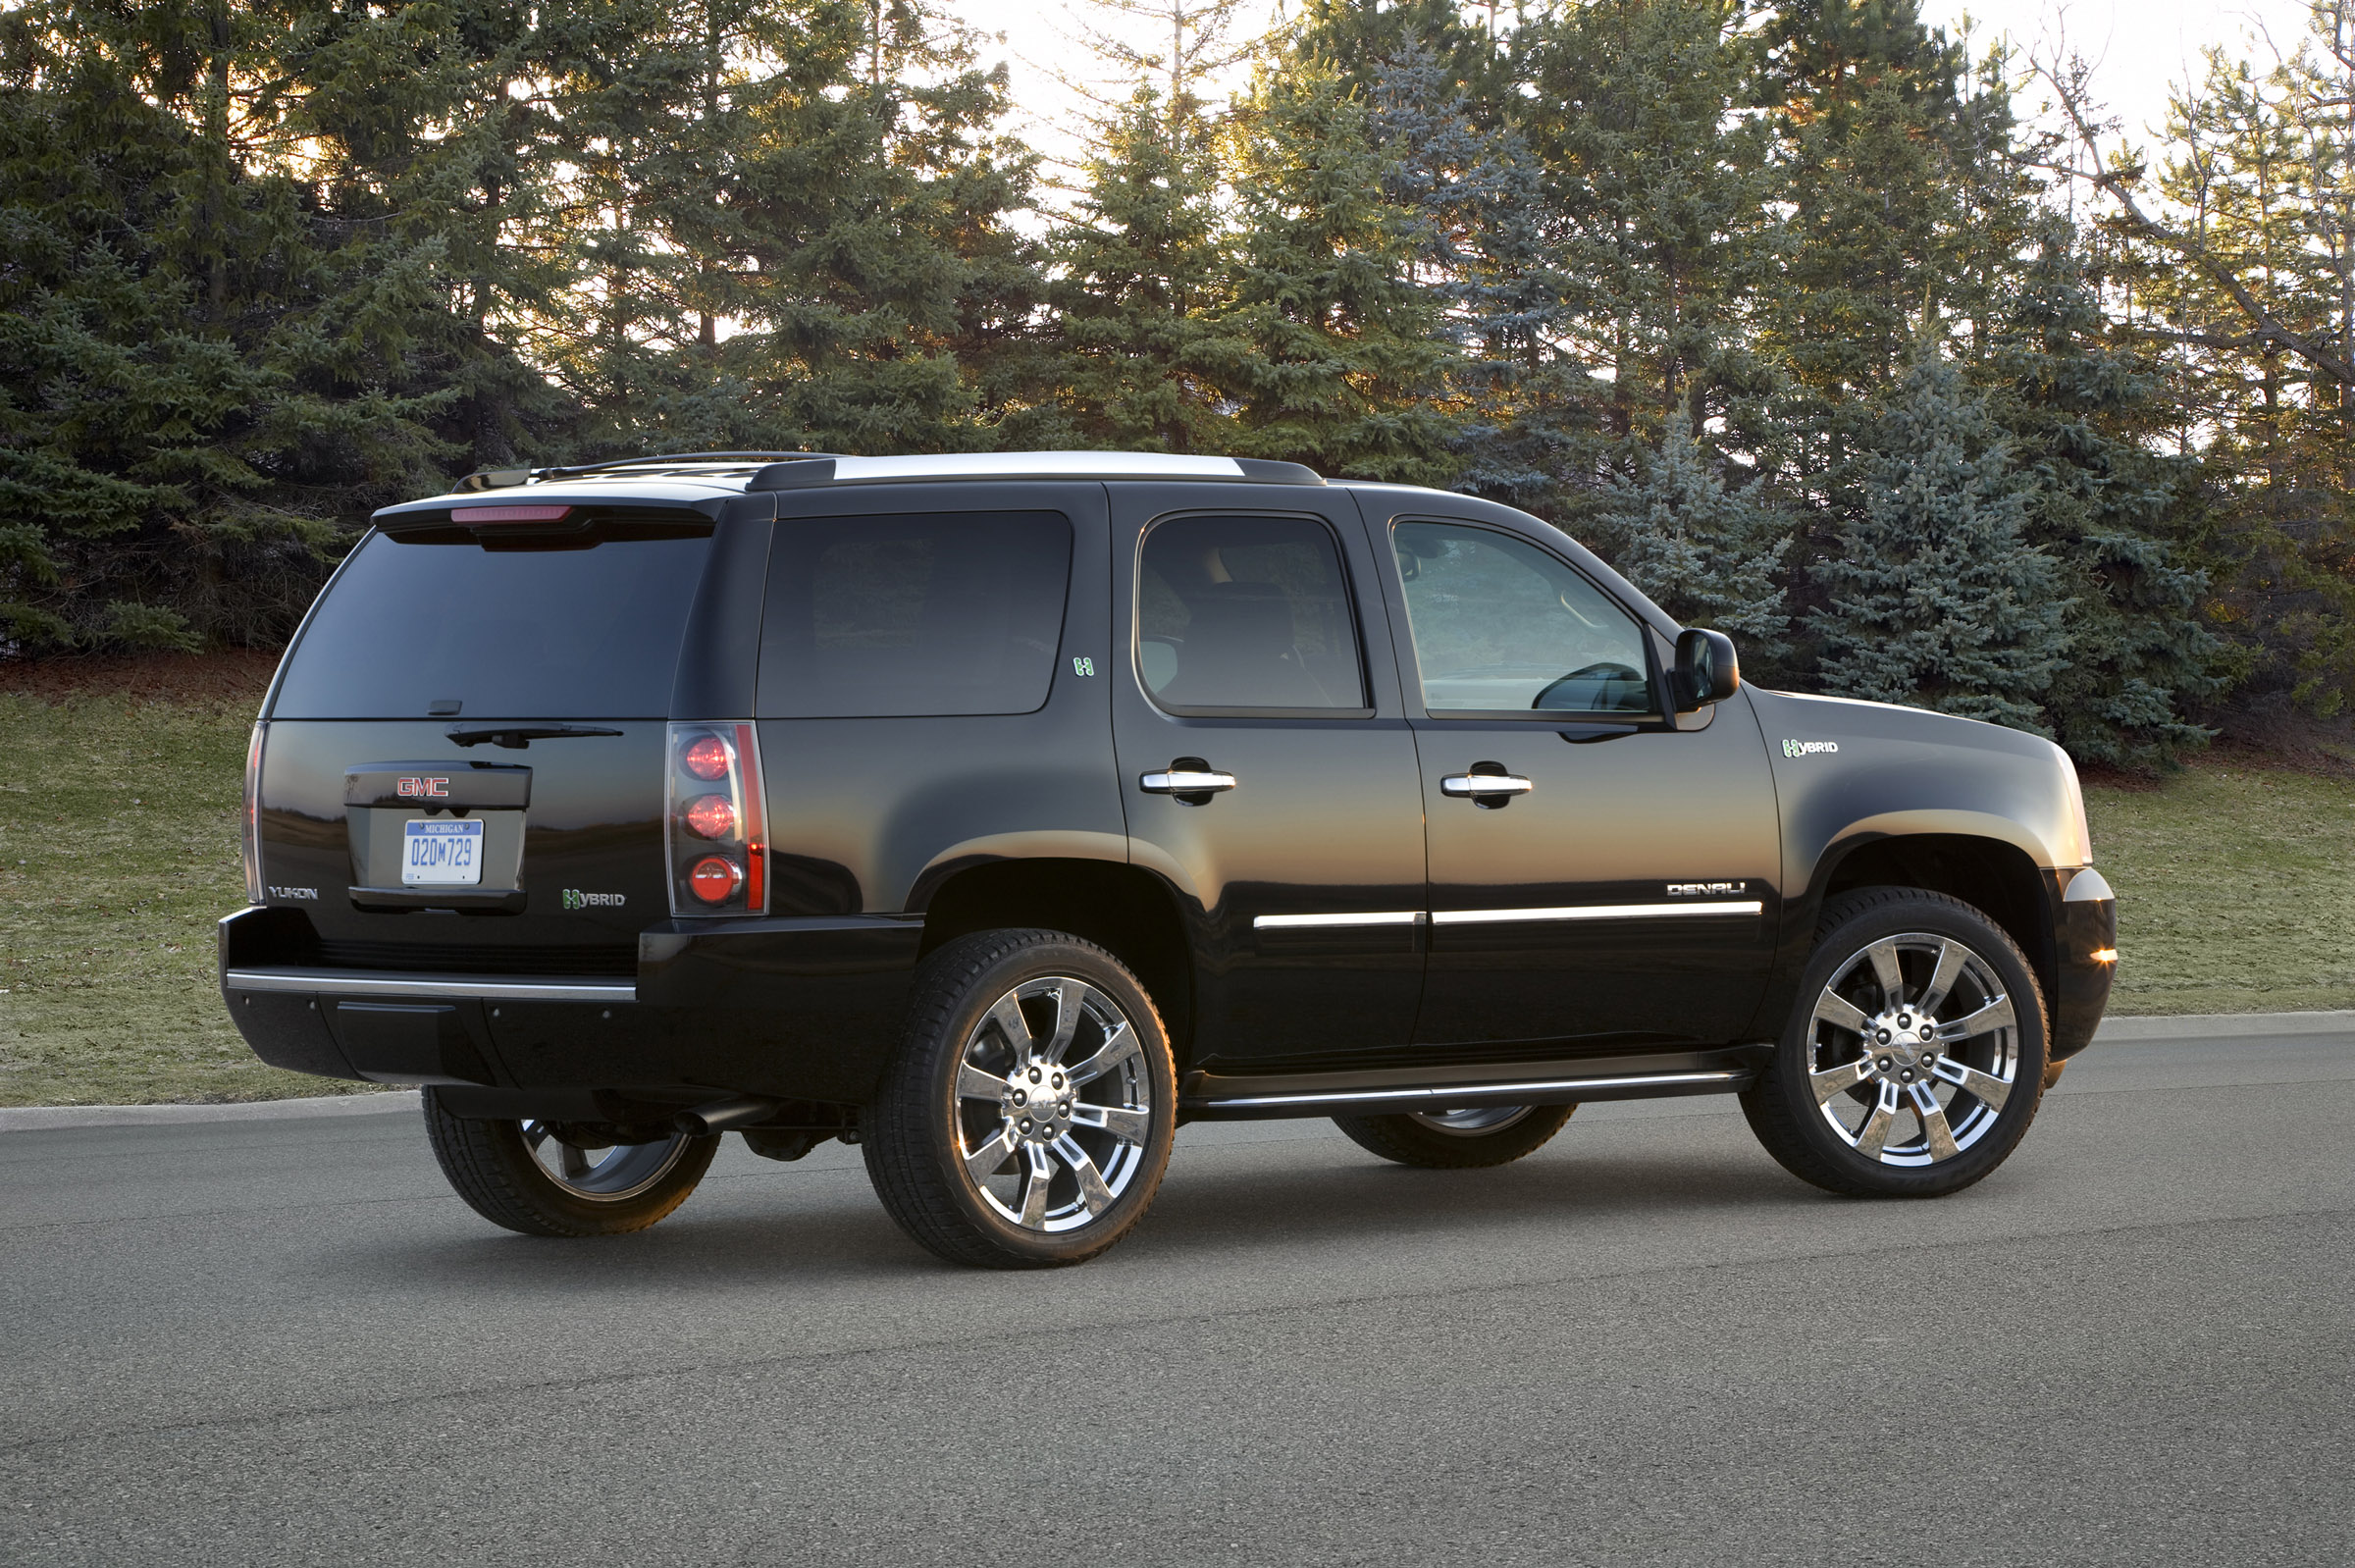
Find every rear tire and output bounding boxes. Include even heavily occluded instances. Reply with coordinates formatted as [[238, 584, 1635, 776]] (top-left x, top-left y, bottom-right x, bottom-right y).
[[864, 930, 1177, 1269], [422, 1089, 718, 1237], [1742, 887, 2047, 1199], [1334, 1103, 1576, 1169]]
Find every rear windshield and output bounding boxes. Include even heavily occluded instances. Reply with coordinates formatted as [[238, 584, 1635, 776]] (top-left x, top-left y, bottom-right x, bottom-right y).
[[272, 528, 712, 719]]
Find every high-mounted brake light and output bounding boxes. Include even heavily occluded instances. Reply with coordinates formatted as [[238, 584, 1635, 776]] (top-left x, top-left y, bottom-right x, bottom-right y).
[[665, 722, 766, 916], [449, 504, 574, 524]]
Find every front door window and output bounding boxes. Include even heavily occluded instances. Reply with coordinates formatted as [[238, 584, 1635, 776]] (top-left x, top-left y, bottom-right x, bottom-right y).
[[1392, 521, 1654, 718]]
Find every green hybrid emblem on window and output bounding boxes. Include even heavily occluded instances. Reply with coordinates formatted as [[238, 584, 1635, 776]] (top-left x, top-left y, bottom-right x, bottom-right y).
[[1072, 656, 1096, 677], [1782, 738, 1840, 758]]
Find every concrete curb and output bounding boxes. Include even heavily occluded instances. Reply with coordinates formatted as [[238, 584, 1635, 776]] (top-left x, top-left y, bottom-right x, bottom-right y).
[[0, 1089, 419, 1134], [2092, 1010, 2355, 1042], [3, 1010, 2349, 1133]]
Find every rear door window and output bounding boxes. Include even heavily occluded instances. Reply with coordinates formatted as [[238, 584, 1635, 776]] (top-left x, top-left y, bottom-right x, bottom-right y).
[[271, 528, 713, 719], [757, 511, 1073, 718], [1136, 514, 1368, 712]]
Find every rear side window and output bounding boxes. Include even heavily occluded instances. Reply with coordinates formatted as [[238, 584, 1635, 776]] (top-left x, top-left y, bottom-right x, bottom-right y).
[[758, 512, 1072, 718], [1137, 514, 1367, 711], [272, 529, 713, 719]]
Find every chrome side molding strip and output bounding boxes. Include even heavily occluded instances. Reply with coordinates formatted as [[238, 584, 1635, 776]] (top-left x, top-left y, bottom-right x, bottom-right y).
[[1252, 911, 1426, 930], [1431, 901, 1762, 925], [224, 967, 636, 1005], [1195, 1067, 1749, 1114]]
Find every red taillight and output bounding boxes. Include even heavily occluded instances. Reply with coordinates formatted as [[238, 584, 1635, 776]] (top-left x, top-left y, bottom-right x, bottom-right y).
[[687, 856, 742, 904], [242, 721, 266, 905], [684, 794, 737, 840], [665, 722, 766, 916]]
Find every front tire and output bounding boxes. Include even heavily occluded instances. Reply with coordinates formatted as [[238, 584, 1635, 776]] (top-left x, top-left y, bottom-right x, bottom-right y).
[[864, 930, 1177, 1269], [1742, 887, 2047, 1199], [421, 1089, 719, 1236], [1334, 1103, 1576, 1169]]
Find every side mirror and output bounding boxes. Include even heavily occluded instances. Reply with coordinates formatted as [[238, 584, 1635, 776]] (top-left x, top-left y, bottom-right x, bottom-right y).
[[1674, 627, 1740, 710]]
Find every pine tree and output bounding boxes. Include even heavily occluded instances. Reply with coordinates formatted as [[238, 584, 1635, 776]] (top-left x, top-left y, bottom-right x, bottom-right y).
[[1810, 341, 2071, 730], [1207, 49, 1462, 481], [1978, 222, 2224, 763], [1051, 85, 1231, 449], [1045, 0, 1253, 451], [1591, 400, 1793, 651], [1364, 36, 1579, 508], [0, 0, 547, 652]]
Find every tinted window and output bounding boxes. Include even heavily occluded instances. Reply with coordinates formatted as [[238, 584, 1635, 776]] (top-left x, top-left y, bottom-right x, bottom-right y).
[[272, 529, 712, 719], [1393, 521, 1654, 716], [1137, 515, 1366, 710], [758, 512, 1072, 718]]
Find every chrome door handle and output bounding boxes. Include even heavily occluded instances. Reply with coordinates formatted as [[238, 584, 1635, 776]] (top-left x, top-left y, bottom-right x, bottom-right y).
[[1441, 772, 1534, 798], [1141, 769, 1237, 794]]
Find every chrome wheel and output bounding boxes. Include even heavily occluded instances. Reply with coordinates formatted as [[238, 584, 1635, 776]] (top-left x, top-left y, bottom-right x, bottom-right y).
[[1803, 932, 2020, 1167], [1409, 1105, 1537, 1136], [518, 1122, 696, 1202], [953, 976, 1155, 1233]]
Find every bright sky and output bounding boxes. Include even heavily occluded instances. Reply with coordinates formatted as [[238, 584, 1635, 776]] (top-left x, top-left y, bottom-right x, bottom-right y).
[[952, 0, 2329, 182]]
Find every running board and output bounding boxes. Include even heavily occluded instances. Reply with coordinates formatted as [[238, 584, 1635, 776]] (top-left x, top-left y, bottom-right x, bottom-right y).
[[1182, 1050, 1765, 1122]]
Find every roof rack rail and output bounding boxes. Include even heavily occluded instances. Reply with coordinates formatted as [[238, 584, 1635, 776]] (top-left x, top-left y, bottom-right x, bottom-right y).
[[746, 452, 1325, 491], [455, 451, 841, 493]]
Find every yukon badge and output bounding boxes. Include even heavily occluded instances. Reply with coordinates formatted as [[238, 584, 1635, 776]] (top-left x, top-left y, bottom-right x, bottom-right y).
[[1781, 738, 1840, 758]]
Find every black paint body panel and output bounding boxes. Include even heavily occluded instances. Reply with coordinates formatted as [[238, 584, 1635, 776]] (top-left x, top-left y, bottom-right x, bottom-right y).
[[223, 472, 2117, 1115]]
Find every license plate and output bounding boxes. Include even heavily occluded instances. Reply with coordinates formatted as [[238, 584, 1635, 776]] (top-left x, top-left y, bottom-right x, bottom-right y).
[[402, 819, 485, 885]]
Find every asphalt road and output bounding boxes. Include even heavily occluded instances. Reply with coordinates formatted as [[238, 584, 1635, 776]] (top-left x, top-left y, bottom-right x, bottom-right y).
[[5, 1024, 2351, 1567]]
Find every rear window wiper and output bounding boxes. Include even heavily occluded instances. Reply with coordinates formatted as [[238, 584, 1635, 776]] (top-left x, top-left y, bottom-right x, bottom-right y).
[[445, 724, 625, 750]]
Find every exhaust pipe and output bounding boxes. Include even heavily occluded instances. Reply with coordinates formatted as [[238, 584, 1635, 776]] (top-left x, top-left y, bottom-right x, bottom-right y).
[[672, 1095, 785, 1137]]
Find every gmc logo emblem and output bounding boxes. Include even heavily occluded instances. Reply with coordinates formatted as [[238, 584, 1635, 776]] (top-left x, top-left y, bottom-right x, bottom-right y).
[[397, 776, 450, 799]]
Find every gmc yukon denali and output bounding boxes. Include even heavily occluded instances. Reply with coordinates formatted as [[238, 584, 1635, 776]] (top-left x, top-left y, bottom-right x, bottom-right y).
[[220, 451, 2119, 1267]]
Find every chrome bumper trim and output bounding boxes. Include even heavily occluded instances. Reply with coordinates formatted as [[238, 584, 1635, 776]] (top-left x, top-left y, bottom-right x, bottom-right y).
[[1193, 1068, 1748, 1114], [224, 967, 636, 1005]]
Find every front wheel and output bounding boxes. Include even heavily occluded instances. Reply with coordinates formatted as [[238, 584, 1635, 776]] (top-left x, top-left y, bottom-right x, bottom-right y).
[[863, 930, 1177, 1269], [1334, 1103, 1576, 1169], [1742, 888, 2048, 1199], [421, 1089, 719, 1236]]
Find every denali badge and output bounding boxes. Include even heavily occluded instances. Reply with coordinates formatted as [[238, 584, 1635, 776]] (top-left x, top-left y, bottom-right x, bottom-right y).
[[1667, 881, 1748, 897], [562, 889, 626, 910], [268, 885, 319, 901], [1781, 738, 1840, 758], [396, 776, 451, 799]]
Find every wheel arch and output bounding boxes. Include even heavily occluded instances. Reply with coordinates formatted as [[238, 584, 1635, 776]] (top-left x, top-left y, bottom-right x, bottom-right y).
[[914, 858, 1196, 1069], [1781, 830, 2057, 1037]]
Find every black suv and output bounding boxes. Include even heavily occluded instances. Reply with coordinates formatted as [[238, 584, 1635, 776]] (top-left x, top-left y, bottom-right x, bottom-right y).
[[221, 451, 2118, 1267]]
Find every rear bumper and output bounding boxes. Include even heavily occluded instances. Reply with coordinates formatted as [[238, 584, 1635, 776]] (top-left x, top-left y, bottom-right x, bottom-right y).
[[217, 907, 921, 1108], [2047, 867, 2118, 1061]]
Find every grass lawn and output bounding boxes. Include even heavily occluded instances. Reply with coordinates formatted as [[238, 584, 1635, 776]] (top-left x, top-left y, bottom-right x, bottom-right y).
[[2, 669, 2348, 1104]]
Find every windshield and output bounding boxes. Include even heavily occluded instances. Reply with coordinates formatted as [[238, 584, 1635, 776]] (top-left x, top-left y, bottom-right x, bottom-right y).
[[271, 528, 713, 720]]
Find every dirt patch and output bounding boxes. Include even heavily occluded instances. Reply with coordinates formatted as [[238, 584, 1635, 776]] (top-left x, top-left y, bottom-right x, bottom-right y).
[[0, 651, 279, 707]]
